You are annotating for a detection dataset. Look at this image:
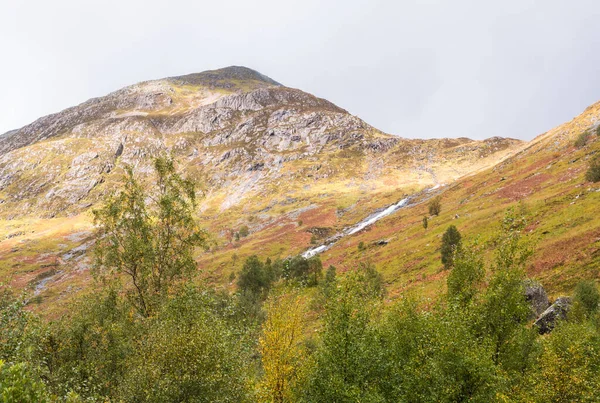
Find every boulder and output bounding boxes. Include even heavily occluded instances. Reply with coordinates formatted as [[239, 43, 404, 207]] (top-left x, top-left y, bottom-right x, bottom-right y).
[[534, 296, 572, 334], [524, 280, 550, 319]]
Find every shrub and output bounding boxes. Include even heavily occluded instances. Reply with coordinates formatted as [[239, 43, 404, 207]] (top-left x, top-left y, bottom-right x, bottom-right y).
[[428, 196, 442, 216], [287, 256, 323, 286], [358, 241, 366, 251], [0, 361, 50, 403], [571, 280, 600, 321], [441, 225, 461, 269], [574, 131, 590, 148], [237, 255, 273, 298], [585, 157, 600, 182], [422, 216, 428, 229], [239, 225, 249, 238]]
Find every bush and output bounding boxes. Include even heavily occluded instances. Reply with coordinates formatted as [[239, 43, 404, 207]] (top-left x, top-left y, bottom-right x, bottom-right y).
[[428, 196, 442, 216], [585, 157, 600, 182], [239, 225, 249, 238], [237, 255, 273, 298], [571, 280, 600, 321], [0, 361, 50, 403], [118, 287, 251, 402], [358, 241, 366, 251], [574, 131, 590, 148], [282, 256, 323, 286], [422, 216, 428, 229], [441, 225, 461, 269]]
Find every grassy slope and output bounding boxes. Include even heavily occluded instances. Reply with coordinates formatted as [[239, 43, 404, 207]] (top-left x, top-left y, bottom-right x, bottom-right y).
[[312, 101, 600, 301]]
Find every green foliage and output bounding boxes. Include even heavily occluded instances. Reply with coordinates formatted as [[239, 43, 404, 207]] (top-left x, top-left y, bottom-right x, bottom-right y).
[[237, 255, 274, 298], [377, 302, 500, 402], [0, 361, 50, 403], [93, 156, 207, 317], [357, 241, 366, 251], [282, 256, 323, 287], [475, 208, 532, 366], [446, 243, 484, 306], [571, 280, 600, 322], [43, 288, 137, 399], [585, 156, 600, 182], [428, 195, 442, 216], [298, 267, 383, 402], [441, 225, 461, 269], [0, 288, 40, 364], [574, 131, 590, 148], [239, 225, 249, 238], [523, 321, 600, 402], [119, 286, 251, 403], [422, 215, 428, 229]]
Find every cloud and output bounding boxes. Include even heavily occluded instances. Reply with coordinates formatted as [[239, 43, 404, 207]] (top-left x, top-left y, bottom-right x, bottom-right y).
[[1, 0, 599, 140]]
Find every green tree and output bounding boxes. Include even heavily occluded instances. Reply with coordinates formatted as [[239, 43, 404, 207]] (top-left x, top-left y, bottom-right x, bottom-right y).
[[428, 196, 442, 216], [239, 225, 250, 238], [585, 156, 600, 182], [476, 208, 532, 366], [446, 243, 484, 306], [422, 216, 428, 229], [570, 280, 600, 322], [441, 225, 462, 269], [525, 321, 600, 402], [283, 256, 323, 287], [237, 255, 273, 298], [298, 268, 383, 402], [0, 361, 50, 403], [93, 157, 207, 317], [118, 286, 251, 402]]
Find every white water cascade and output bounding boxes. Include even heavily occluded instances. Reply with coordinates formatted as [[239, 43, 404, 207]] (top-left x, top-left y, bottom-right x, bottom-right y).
[[302, 197, 410, 259]]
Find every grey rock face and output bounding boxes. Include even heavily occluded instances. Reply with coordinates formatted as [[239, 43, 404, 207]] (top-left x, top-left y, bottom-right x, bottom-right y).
[[534, 296, 572, 334], [524, 280, 550, 319]]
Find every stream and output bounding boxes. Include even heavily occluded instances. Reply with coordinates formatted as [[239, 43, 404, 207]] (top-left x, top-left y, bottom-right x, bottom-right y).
[[301, 196, 412, 259], [301, 185, 443, 259]]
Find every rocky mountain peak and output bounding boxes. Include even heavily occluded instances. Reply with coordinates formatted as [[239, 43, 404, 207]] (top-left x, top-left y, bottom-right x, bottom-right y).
[[167, 66, 282, 89]]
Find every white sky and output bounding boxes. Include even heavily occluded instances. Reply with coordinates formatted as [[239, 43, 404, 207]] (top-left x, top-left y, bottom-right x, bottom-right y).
[[1, 0, 600, 140]]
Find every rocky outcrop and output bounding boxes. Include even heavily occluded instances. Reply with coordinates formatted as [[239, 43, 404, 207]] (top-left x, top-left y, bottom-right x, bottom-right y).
[[524, 280, 550, 319], [0, 66, 523, 218], [534, 296, 572, 334]]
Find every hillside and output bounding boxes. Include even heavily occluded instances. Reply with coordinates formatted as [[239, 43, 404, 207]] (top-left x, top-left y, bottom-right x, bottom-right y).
[[0, 66, 524, 312], [310, 100, 600, 300]]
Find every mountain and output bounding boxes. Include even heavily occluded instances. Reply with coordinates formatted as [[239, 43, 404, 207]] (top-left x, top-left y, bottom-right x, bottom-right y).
[[0, 66, 524, 312]]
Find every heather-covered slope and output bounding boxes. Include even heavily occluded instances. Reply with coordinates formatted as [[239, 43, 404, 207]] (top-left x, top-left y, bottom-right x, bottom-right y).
[[0, 66, 522, 312]]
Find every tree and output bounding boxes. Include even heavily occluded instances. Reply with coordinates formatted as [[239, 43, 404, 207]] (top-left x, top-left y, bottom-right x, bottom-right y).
[[237, 255, 273, 298], [476, 208, 532, 366], [422, 216, 428, 229], [571, 280, 600, 322], [0, 361, 50, 403], [283, 256, 323, 287], [239, 225, 250, 238], [441, 225, 461, 269], [118, 286, 251, 402], [446, 243, 484, 306], [585, 157, 600, 182], [428, 196, 441, 216], [299, 268, 383, 402], [93, 157, 207, 317], [258, 291, 306, 403]]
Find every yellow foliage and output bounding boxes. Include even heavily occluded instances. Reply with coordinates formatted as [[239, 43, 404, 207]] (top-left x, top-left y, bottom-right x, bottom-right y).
[[258, 290, 306, 403]]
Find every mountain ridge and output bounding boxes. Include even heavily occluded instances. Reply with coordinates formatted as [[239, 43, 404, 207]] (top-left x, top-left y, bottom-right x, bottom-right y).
[[0, 66, 526, 312]]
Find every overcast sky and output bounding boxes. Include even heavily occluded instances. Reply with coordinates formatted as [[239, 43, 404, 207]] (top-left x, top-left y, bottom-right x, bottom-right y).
[[1, 0, 600, 140]]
